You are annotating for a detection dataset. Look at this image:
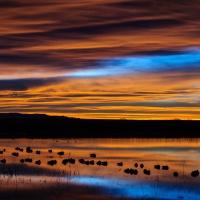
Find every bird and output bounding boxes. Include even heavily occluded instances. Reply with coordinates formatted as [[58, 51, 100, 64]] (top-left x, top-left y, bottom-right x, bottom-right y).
[[124, 168, 138, 175], [0, 151, 3, 154], [15, 147, 20, 151], [191, 170, 199, 177], [36, 150, 41, 155], [134, 163, 138, 168], [129, 168, 138, 175], [89, 160, 94, 165], [124, 168, 130, 174], [90, 153, 96, 158], [68, 158, 75, 164], [85, 161, 90, 165], [154, 165, 160, 170], [25, 158, 32, 163], [143, 169, 151, 175], [117, 162, 123, 167], [47, 160, 57, 166], [0, 159, 6, 164], [79, 158, 85, 164], [20, 159, 24, 163], [12, 152, 19, 157], [35, 160, 41, 165], [140, 164, 144, 169], [162, 165, 169, 170], [101, 161, 108, 166], [48, 150, 52, 153], [173, 172, 178, 177], [62, 159, 69, 165], [26, 147, 33, 153], [57, 151, 64, 156], [97, 161, 101, 166]]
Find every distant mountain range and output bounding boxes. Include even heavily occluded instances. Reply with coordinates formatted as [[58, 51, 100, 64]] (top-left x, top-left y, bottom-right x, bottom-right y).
[[0, 113, 72, 119]]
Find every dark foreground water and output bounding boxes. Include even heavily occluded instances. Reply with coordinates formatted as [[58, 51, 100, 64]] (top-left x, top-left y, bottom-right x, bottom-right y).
[[0, 138, 200, 200]]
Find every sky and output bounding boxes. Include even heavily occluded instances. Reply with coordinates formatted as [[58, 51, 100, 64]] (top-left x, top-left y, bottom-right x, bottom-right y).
[[1, 0, 200, 119]]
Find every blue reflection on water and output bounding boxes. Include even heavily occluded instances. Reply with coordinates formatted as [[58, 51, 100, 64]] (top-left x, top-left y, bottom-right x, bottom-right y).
[[70, 176, 200, 200]]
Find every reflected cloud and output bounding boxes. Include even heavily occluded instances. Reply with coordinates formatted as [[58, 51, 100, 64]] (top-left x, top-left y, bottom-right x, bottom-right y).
[[1, 138, 200, 200], [70, 175, 199, 200]]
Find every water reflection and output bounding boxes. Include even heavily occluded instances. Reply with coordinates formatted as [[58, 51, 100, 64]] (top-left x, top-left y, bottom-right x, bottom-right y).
[[0, 138, 200, 200]]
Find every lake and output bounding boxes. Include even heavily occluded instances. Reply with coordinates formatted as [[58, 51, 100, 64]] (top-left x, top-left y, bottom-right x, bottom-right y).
[[0, 138, 200, 200]]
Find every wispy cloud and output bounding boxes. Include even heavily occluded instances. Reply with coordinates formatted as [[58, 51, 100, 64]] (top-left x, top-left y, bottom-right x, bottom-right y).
[[68, 49, 200, 77], [1, 0, 200, 119]]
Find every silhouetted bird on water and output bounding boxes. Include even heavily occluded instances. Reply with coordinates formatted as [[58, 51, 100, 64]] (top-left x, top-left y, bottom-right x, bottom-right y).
[[48, 150, 52, 153], [191, 170, 199, 177], [0, 159, 6, 164], [96, 161, 107, 166], [154, 165, 160, 170], [124, 168, 130, 174], [3, 149, 6, 152], [25, 158, 32, 163], [162, 165, 169, 170], [134, 163, 138, 168], [96, 161, 108, 166], [26, 147, 33, 153], [48, 160, 57, 166], [85, 161, 90, 165], [62, 159, 69, 165], [15, 147, 23, 152], [90, 153, 96, 158], [173, 172, 178, 177], [97, 161, 101, 166], [20, 159, 24, 163], [0, 151, 3, 154], [124, 168, 138, 175], [57, 151, 64, 156], [85, 160, 94, 165], [36, 150, 41, 155], [68, 158, 75, 164], [130, 169, 138, 175], [15, 147, 20, 151], [79, 158, 85, 164], [117, 162, 123, 167], [143, 169, 151, 175], [140, 164, 144, 168], [35, 160, 41, 165], [89, 160, 94, 165], [102, 161, 108, 166], [12, 152, 19, 157]]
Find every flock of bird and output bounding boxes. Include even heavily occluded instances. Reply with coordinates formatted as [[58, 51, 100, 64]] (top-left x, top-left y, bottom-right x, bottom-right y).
[[0, 146, 199, 178]]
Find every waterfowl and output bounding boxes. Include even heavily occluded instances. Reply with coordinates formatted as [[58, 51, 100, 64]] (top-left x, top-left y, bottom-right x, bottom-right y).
[[117, 162, 123, 167]]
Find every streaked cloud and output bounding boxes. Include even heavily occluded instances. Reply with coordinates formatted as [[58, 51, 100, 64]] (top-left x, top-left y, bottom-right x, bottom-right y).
[[0, 0, 200, 119], [68, 49, 200, 77]]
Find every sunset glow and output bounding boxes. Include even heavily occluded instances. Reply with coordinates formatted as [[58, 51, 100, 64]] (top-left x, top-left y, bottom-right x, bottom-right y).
[[1, 0, 200, 119]]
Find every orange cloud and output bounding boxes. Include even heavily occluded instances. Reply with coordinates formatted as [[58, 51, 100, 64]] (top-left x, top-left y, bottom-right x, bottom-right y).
[[1, 0, 200, 119]]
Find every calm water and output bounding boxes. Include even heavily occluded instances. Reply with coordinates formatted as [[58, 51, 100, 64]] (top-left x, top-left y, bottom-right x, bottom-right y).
[[0, 138, 200, 200]]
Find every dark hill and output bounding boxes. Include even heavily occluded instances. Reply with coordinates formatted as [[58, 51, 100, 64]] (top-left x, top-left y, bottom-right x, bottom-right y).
[[0, 113, 200, 138]]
